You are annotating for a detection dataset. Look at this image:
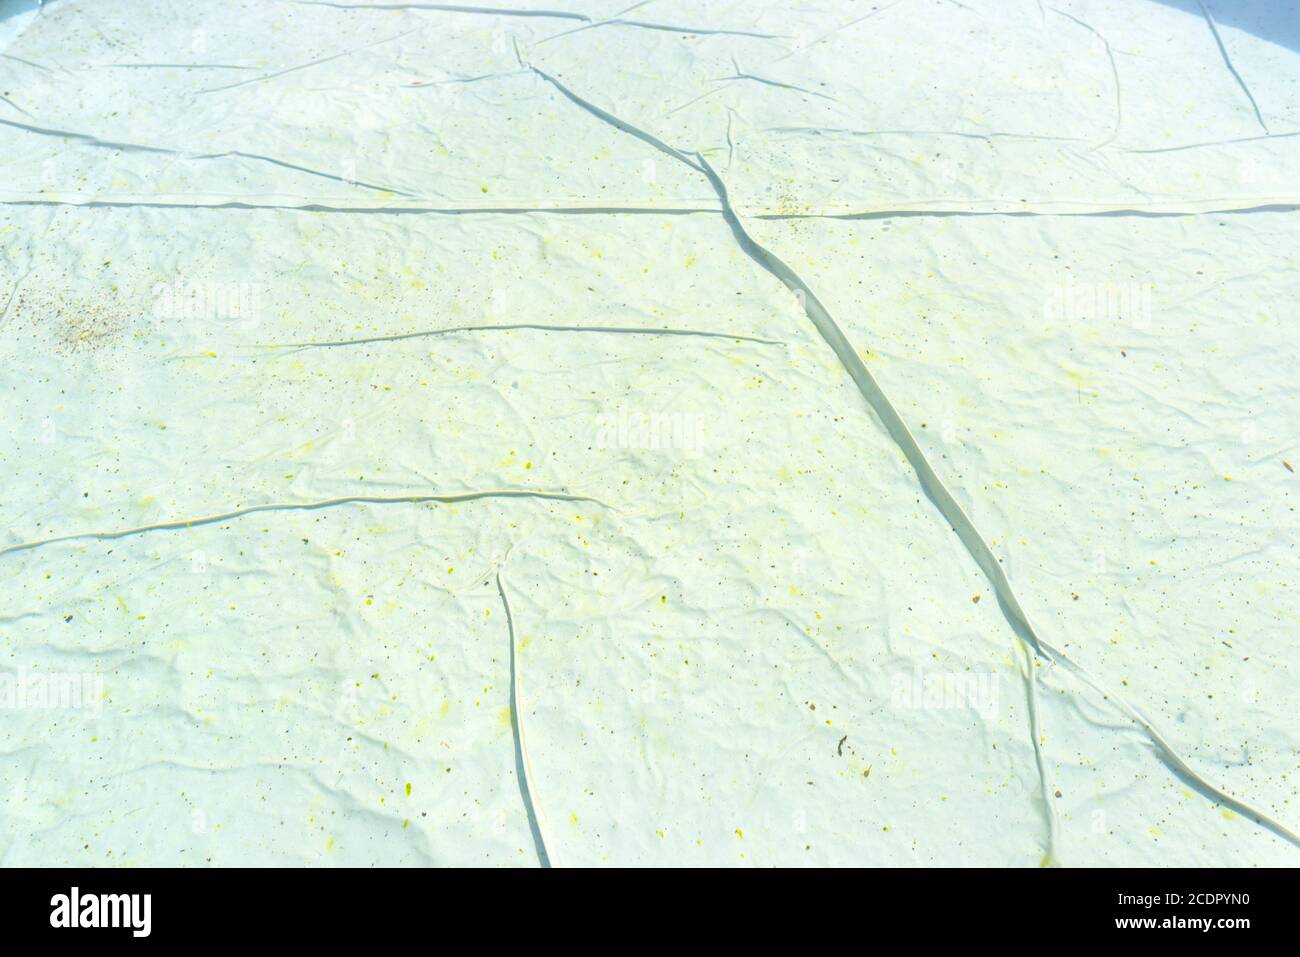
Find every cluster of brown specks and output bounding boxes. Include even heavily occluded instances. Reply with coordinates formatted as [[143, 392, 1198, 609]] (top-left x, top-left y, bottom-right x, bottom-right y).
[[12, 283, 133, 356]]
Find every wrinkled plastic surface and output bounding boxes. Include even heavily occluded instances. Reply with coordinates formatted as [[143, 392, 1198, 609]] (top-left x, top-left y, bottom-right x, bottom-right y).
[[1, 0, 1297, 866]]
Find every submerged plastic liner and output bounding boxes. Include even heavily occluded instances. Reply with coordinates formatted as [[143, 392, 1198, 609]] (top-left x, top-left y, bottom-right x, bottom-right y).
[[1, 0, 1298, 866]]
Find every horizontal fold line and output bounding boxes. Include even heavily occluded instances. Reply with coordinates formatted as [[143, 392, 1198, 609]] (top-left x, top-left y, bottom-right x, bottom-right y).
[[0, 490, 609, 560]]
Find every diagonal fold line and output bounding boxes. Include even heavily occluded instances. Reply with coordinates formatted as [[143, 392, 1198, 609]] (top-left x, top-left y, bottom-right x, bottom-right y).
[[527, 64, 1300, 852], [1196, 0, 1269, 134], [0, 119, 413, 196], [529, 67, 704, 173], [1049, 8, 1122, 151]]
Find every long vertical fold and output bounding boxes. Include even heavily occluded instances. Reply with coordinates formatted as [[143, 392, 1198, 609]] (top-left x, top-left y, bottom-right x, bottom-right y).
[[497, 570, 553, 868]]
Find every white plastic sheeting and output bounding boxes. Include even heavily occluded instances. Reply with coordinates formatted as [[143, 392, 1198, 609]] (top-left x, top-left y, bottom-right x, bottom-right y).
[[1, 0, 1297, 866]]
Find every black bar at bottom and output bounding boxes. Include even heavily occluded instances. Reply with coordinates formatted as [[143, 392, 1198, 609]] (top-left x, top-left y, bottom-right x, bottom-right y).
[[0, 867, 1284, 942]]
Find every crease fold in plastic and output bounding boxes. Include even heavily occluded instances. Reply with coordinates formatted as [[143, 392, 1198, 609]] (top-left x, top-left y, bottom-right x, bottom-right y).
[[1, 0, 1298, 865]]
